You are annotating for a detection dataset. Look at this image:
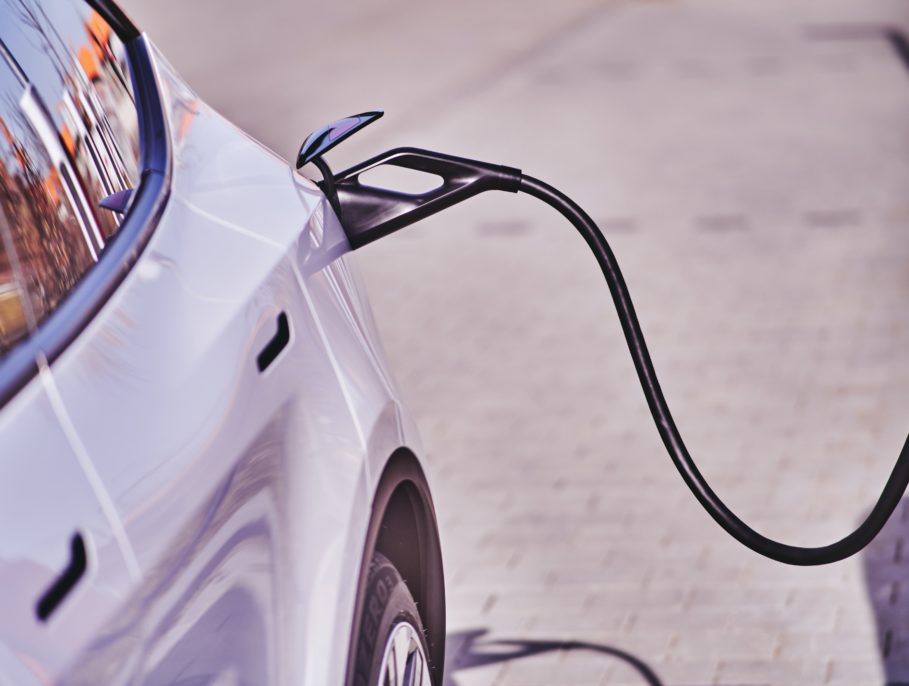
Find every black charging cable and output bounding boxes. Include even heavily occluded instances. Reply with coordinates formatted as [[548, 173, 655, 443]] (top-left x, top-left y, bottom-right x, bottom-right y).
[[518, 173, 909, 566], [327, 146, 909, 566]]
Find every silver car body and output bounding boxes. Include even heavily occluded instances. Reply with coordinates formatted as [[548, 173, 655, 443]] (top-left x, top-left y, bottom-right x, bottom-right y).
[[0, 23, 436, 685]]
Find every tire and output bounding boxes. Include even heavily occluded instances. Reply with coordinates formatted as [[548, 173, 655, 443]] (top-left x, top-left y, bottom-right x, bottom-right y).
[[352, 552, 432, 686]]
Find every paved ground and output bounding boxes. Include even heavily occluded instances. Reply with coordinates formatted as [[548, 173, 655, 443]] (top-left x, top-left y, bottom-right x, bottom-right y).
[[123, 1, 909, 683]]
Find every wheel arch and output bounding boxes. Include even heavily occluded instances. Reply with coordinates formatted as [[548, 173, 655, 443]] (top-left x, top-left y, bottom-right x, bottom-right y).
[[345, 446, 446, 685]]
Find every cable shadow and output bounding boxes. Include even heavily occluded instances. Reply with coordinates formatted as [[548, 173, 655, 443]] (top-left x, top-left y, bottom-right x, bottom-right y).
[[443, 628, 664, 686], [863, 497, 909, 686]]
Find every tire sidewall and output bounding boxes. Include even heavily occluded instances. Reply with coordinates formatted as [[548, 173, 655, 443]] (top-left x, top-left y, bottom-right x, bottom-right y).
[[353, 555, 429, 686]]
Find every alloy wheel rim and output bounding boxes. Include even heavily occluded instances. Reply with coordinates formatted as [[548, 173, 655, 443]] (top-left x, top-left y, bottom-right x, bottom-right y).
[[377, 620, 431, 686]]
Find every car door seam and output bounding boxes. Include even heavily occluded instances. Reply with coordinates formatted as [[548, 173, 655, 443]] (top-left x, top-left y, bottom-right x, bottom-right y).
[[38, 354, 143, 582]]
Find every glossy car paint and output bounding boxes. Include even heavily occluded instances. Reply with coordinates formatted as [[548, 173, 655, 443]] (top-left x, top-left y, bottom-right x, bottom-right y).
[[0, 36, 429, 685]]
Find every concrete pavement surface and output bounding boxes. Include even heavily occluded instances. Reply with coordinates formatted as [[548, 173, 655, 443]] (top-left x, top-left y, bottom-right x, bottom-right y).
[[121, 0, 909, 683]]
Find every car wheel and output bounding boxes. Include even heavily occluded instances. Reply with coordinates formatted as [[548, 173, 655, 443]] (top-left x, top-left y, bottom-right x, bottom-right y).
[[353, 552, 432, 686]]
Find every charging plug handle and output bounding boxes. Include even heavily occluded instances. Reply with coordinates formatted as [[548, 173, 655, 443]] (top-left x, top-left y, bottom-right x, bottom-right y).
[[330, 147, 522, 249], [332, 146, 909, 566]]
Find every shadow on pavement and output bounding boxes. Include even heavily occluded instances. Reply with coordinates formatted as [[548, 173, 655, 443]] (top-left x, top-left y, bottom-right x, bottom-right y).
[[863, 497, 909, 685], [443, 628, 664, 686]]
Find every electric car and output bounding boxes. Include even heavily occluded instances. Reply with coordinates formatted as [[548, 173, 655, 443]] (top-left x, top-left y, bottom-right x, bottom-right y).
[[0, 1, 444, 684]]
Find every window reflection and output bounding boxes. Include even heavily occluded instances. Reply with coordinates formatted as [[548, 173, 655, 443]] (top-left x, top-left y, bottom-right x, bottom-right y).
[[0, 219, 29, 353], [0, 61, 94, 347], [0, 0, 142, 358]]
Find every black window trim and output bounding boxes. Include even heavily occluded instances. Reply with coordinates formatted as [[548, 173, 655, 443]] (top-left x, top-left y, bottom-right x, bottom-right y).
[[0, 0, 171, 409], [89, 0, 140, 42]]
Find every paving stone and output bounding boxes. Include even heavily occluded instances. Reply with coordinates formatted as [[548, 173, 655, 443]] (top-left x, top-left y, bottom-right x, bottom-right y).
[[717, 658, 828, 686], [825, 658, 886, 685], [651, 659, 719, 686]]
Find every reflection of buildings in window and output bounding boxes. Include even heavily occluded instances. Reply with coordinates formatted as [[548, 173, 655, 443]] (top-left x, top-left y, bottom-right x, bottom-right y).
[[0, 98, 94, 331], [4, 7, 140, 245], [60, 36, 129, 241], [0, 158, 28, 353], [85, 9, 140, 172], [0, 4, 142, 349], [20, 84, 102, 260], [76, 11, 138, 188]]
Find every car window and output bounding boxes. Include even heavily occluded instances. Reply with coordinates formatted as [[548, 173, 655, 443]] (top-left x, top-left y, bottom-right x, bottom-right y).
[[0, 0, 142, 358], [0, 227, 30, 355], [0, 56, 97, 348]]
